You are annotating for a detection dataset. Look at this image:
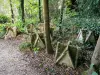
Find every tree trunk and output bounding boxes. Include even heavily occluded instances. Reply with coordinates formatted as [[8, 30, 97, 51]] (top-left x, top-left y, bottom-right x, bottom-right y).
[[59, 0, 64, 24], [70, 0, 77, 10], [59, 0, 65, 35], [43, 0, 54, 54], [21, 0, 25, 24], [39, 0, 42, 22], [88, 36, 100, 75], [9, 0, 14, 23]]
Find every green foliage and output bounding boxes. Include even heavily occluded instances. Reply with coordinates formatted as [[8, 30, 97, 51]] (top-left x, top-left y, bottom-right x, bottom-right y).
[[11, 18, 38, 34], [0, 24, 6, 38], [62, 16, 100, 35], [25, 0, 39, 22], [75, 17, 100, 34], [19, 42, 40, 53], [0, 14, 10, 23], [19, 42, 31, 51], [53, 0, 100, 39], [77, 0, 100, 16], [33, 47, 39, 52], [12, 21, 26, 33], [12, 20, 28, 33]]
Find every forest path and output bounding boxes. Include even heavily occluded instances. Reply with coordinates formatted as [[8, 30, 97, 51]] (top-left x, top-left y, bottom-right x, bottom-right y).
[[0, 39, 39, 75]]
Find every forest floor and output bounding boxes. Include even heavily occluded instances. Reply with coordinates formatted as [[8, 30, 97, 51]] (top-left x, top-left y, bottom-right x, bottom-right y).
[[0, 37, 85, 75], [0, 39, 41, 75]]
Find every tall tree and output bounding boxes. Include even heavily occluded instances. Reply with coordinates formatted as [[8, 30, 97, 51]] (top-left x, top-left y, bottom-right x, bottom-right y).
[[88, 36, 100, 74], [59, 0, 65, 34], [9, 0, 14, 23], [43, 0, 54, 54], [38, 0, 42, 22], [20, 0, 25, 24], [59, 0, 65, 24]]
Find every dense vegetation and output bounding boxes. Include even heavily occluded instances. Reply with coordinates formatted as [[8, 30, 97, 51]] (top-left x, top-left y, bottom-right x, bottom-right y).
[[0, 0, 100, 75]]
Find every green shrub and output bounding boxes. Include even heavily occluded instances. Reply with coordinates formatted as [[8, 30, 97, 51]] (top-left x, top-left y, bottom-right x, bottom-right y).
[[0, 14, 10, 23], [0, 24, 6, 38], [19, 42, 31, 51]]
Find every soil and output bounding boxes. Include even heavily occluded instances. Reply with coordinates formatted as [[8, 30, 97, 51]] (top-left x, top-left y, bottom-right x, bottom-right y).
[[0, 38, 86, 75], [0, 39, 40, 75]]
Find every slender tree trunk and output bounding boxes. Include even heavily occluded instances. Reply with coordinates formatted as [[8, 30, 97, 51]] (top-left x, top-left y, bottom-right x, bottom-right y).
[[39, 0, 42, 22], [70, 0, 77, 9], [21, 0, 25, 24], [43, 0, 54, 54], [9, 0, 14, 23], [88, 36, 100, 75], [59, 0, 65, 34], [59, 0, 64, 24]]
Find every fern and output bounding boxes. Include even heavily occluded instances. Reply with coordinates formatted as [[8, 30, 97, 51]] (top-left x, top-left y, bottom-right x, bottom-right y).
[[19, 42, 31, 51]]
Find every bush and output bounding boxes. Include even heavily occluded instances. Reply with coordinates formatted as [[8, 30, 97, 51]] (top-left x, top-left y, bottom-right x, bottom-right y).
[[0, 14, 10, 23], [0, 24, 6, 38]]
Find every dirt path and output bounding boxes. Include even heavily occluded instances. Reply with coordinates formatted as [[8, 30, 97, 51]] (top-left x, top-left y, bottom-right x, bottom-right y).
[[0, 39, 83, 75], [0, 39, 40, 75]]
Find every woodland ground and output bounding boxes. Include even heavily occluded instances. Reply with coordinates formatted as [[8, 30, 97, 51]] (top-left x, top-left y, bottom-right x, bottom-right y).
[[0, 36, 85, 75]]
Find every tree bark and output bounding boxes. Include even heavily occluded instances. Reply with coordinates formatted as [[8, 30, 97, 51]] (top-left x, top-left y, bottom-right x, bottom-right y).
[[88, 36, 100, 75], [59, 0, 64, 24], [20, 0, 25, 24], [39, 0, 42, 22], [9, 0, 14, 23], [59, 0, 65, 35], [43, 0, 54, 54]]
